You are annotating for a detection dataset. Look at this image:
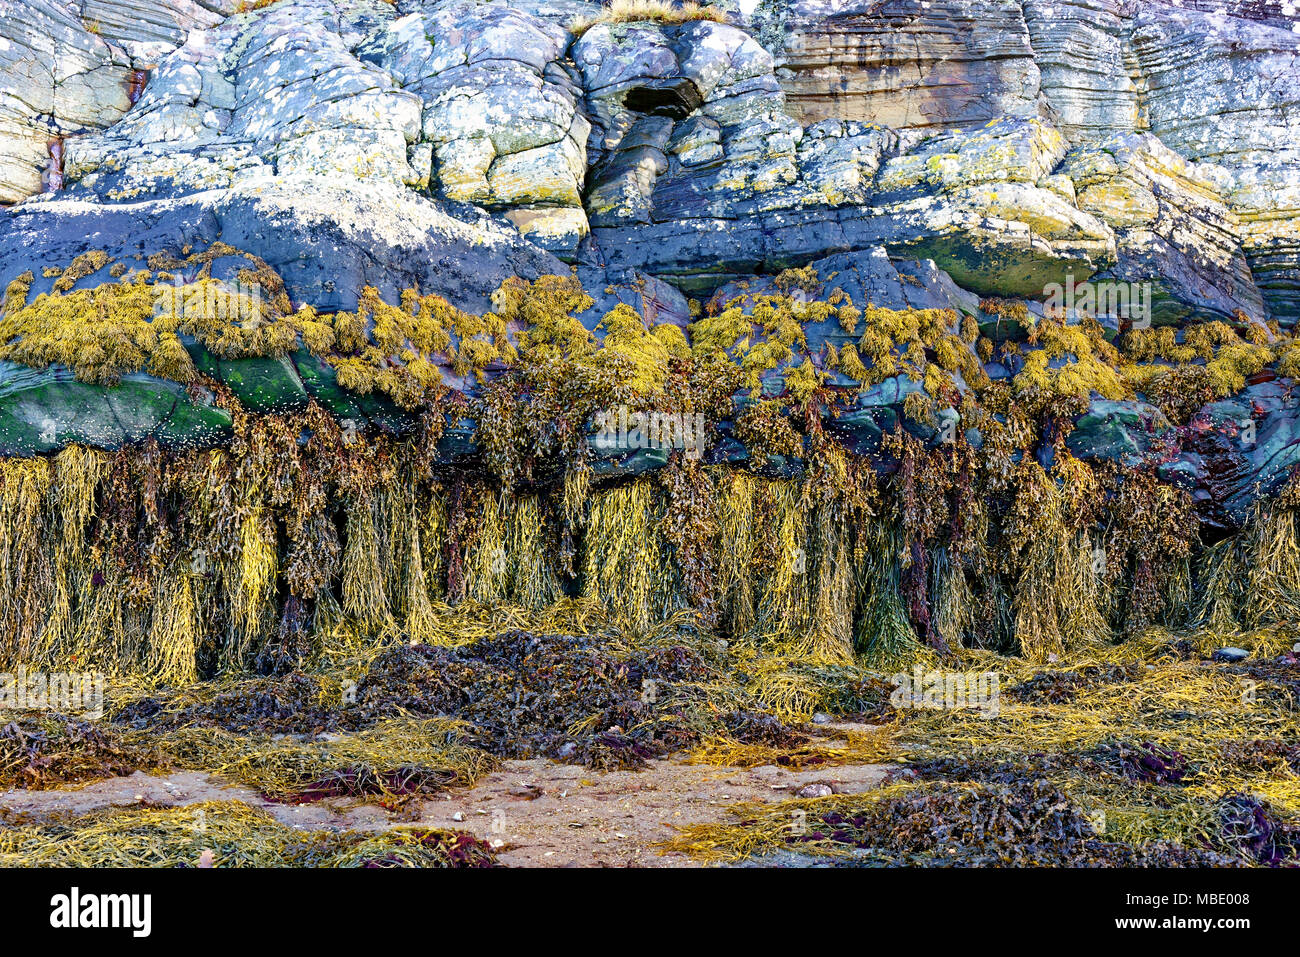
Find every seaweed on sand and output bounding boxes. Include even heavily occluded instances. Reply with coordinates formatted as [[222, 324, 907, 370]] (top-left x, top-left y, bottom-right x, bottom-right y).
[[0, 800, 498, 868], [352, 625, 738, 768], [662, 779, 1241, 866], [149, 718, 493, 804], [103, 606, 812, 781]]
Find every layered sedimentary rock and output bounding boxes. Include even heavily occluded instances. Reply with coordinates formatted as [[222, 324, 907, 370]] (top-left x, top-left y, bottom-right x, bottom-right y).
[[751, 0, 1043, 133], [1059, 131, 1264, 324], [748, 0, 1300, 321], [1130, 3, 1300, 324]]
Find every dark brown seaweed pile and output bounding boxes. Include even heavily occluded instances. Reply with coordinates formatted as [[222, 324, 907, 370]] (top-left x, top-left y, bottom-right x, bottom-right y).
[[786, 781, 1240, 867], [0, 714, 161, 790]]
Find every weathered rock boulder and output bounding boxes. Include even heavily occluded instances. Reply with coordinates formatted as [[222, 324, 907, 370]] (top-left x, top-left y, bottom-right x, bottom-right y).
[[0, 0, 234, 204], [1, 172, 563, 313], [1131, 3, 1300, 326], [64, 0, 423, 200], [1060, 132, 1265, 324], [363, 0, 593, 255]]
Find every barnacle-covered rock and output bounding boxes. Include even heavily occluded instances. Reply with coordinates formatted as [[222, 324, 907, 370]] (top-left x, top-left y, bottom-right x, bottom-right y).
[[0, 360, 232, 455]]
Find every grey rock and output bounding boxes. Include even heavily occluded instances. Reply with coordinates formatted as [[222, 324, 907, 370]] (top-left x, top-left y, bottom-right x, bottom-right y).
[[796, 783, 834, 798]]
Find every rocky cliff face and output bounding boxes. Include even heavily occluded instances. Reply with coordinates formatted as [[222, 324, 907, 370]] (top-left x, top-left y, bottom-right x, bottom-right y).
[[4, 0, 1297, 506], [1, 0, 1300, 669]]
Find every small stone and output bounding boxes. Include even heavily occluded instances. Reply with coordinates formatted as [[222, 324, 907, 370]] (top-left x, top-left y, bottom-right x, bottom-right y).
[[812, 713, 832, 724], [1213, 647, 1250, 662], [452, 812, 465, 822], [797, 783, 833, 798]]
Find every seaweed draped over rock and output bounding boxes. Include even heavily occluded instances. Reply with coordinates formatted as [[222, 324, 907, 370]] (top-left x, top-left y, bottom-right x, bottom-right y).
[[0, 407, 1269, 681], [2, 250, 1300, 678]]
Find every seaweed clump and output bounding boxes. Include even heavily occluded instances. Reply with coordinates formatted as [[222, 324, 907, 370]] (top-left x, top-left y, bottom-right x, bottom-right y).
[[0, 714, 160, 790], [353, 627, 733, 769], [1007, 664, 1142, 704], [1216, 793, 1300, 865]]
